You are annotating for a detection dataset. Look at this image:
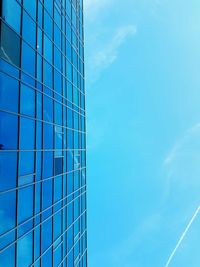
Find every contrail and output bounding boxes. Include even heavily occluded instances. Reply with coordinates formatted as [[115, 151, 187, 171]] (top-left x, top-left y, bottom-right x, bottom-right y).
[[164, 205, 200, 267]]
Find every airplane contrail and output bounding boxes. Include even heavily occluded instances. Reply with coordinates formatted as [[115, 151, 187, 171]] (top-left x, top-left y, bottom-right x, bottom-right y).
[[164, 205, 200, 267]]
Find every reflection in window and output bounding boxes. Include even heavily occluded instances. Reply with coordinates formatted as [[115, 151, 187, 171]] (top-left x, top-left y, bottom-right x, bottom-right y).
[[0, 111, 18, 149], [55, 157, 63, 176], [0, 22, 20, 66], [1, 0, 21, 33], [0, 152, 17, 192], [0, 191, 16, 235], [22, 11, 36, 48], [21, 41, 35, 77], [17, 232, 33, 267], [23, 0, 36, 20], [0, 244, 15, 267], [19, 117, 35, 149], [18, 151, 35, 176], [18, 186, 34, 223], [20, 84, 35, 117]]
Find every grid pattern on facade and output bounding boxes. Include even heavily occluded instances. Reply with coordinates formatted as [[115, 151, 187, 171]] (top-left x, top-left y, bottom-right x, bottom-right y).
[[0, 0, 87, 266]]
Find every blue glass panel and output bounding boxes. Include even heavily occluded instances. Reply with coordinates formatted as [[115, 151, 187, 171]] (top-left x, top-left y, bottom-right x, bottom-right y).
[[0, 152, 17, 191], [43, 152, 53, 178], [67, 250, 73, 266], [54, 46, 61, 70], [0, 22, 20, 67], [67, 203, 73, 227], [19, 117, 35, 149], [2, 0, 21, 33], [23, 0, 36, 20], [43, 95, 53, 122], [0, 244, 15, 267], [44, 0, 53, 15], [42, 179, 53, 209], [67, 227, 73, 252], [0, 191, 16, 235], [21, 41, 35, 77], [53, 244, 62, 267], [20, 84, 35, 117], [55, 102, 62, 125], [0, 72, 19, 112], [22, 11, 36, 48], [41, 218, 52, 251], [54, 70, 62, 94], [18, 185, 34, 223], [53, 211, 62, 239], [18, 152, 35, 176], [34, 228, 41, 260], [41, 248, 53, 267], [54, 175, 62, 201], [44, 60, 53, 88], [17, 232, 33, 267], [44, 10, 53, 39], [44, 34, 52, 63], [43, 123, 53, 149], [0, 111, 18, 150]]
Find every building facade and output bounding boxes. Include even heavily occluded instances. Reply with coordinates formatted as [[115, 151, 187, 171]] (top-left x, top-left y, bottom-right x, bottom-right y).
[[0, 0, 87, 266]]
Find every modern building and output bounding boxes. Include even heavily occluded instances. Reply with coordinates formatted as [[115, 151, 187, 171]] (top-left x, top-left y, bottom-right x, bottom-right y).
[[0, 0, 87, 266]]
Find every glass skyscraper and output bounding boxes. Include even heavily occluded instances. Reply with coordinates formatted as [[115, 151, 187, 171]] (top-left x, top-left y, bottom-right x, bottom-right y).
[[0, 0, 87, 266]]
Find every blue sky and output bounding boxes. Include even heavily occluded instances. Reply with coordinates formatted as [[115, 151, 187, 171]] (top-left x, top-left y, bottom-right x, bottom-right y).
[[84, 0, 200, 266]]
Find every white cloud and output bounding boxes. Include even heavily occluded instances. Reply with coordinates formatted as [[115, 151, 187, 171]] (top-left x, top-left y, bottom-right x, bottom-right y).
[[87, 25, 137, 82], [84, 0, 112, 19]]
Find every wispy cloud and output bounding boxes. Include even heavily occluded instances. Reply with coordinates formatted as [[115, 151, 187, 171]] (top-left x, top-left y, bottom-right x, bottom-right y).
[[84, 0, 113, 20], [164, 206, 200, 267], [87, 25, 137, 83]]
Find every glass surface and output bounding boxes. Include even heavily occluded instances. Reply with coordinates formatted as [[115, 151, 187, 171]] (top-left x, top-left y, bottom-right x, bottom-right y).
[[0, 152, 17, 192], [0, 21, 20, 67], [19, 117, 35, 149], [22, 11, 36, 48], [18, 185, 34, 223], [2, 0, 21, 33], [20, 84, 35, 117], [0, 1, 87, 265], [23, 0, 36, 20], [17, 232, 33, 267], [0, 111, 18, 149], [0, 191, 16, 235], [0, 71, 19, 112], [21, 41, 35, 77]]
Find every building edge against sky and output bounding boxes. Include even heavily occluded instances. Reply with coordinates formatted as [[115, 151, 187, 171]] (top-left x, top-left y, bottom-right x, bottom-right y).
[[0, 0, 88, 266]]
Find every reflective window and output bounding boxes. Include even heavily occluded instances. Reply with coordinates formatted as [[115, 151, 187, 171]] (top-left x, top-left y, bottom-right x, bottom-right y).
[[21, 41, 35, 77], [2, 0, 21, 33], [19, 117, 35, 149], [55, 157, 63, 176], [18, 152, 35, 176], [20, 84, 35, 117], [0, 244, 15, 267], [22, 11, 36, 48], [23, 0, 36, 20], [0, 72, 19, 112], [43, 123, 53, 149], [18, 186, 34, 223], [17, 232, 33, 267], [0, 111, 18, 149], [44, 34, 52, 63], [43, 152, 53, 178], [44, 10, 53, 39], [0, 191, 16, 235], [0, 152, 17, 192], [0, 22, 20, 67]]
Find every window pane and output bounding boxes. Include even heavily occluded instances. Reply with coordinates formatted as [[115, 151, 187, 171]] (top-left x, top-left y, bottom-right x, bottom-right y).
[[44, 34, 52, 63], [19, 151, 35, 176], [0, 244, 15, 267], [0, 152, 17, 192], [0, 111, 18, 149], [21, 41, 35, 77], [22, 11, 36, 48], [2, 0, 21, 33], [23, 0, 36, 20], [18, 186, 34, 223], [0, 21, 20, 67], [0, 71, 19, 112], [0, 191, 16, 235], [43, 152, 53, 178], [55, 157, 63, 176], [17, 232, 33, 267], [19, 117, 35, 149], [20, 84, 35, 117], [43, 123, 53, 149]]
